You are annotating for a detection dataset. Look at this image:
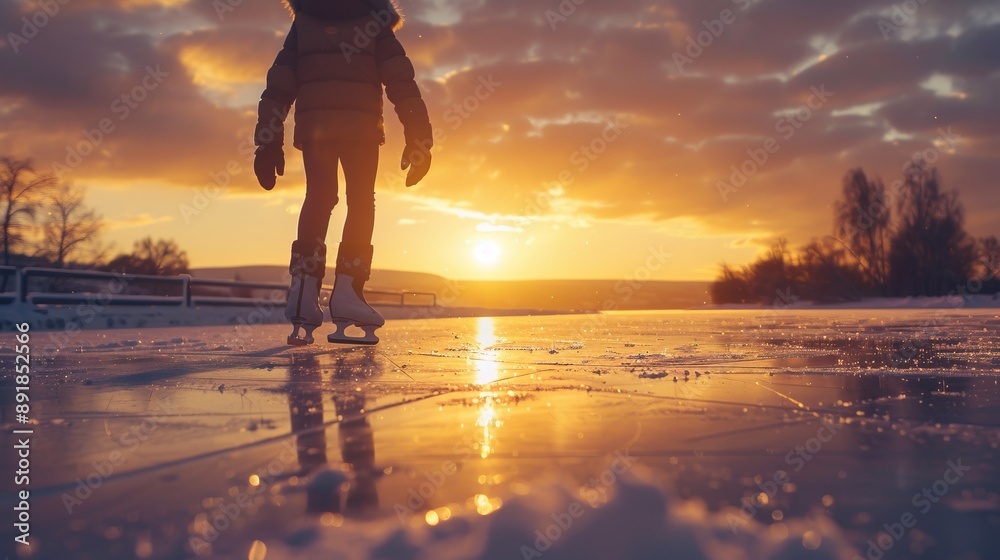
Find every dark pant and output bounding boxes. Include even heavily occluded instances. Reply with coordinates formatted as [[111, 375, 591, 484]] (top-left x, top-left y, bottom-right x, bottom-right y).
[[297, 141, 379, 251]]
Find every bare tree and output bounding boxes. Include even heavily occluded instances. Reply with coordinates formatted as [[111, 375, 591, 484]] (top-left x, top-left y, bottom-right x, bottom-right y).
[[1, 157, 55, 265], [887, 161, 977, 296], [834, 168, 890, 295], [136, 237, 189, 275], [745, 238, 793, 304], [797, 238, 863, 302], [37, 182, 107, 267], [709, 264, 750, 304], [106, 237, 190, 275], [978, 236, 1000, 280]]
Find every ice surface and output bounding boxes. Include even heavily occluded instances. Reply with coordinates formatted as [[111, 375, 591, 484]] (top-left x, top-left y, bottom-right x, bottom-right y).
[[4, 310, 1000, 559]]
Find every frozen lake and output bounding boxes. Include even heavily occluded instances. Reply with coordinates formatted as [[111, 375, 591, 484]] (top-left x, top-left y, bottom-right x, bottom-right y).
[[5, 309, 1000, 559]]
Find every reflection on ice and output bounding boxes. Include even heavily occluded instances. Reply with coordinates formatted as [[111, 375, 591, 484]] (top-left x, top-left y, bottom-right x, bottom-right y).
[[285, 351, 381, 518], [14, 310, 1000, 559], [473, 317, 504, 459], [476, 395, 499, 459], [473, 316, 500, 385]]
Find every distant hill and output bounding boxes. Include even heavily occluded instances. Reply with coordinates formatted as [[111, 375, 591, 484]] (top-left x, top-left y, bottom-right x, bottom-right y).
[[191, 266, 711, 310], [446, 279, 711, 311]]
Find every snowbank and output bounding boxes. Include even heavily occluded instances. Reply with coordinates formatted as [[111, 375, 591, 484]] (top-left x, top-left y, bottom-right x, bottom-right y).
[[709, 294, 1000, 310], [261, 470, 857, 560]]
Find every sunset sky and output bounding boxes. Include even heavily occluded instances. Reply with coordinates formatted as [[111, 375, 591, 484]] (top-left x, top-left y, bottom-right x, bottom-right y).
[[1, 0, 998, 280]]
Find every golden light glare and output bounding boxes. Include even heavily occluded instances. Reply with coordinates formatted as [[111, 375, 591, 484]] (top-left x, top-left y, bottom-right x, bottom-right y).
[[473, 241, 501, 266], [425, 510, 440, 526], [474, 317, 499, 385]]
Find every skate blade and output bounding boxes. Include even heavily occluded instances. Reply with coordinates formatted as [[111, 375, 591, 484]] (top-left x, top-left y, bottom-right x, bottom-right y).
[[287, 323, 317, 346], [327, 321, 379, 345]]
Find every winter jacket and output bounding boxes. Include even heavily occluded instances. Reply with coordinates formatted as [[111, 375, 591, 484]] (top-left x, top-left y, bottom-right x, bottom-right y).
[[255, 0, 432, 150]]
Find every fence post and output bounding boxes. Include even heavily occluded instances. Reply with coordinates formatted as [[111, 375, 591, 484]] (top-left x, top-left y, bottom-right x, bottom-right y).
[[182, 275, 192, 307], [19, 268, 28, 303]]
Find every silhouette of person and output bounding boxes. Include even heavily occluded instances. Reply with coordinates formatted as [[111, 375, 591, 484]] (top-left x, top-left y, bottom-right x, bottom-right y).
[[255, 0, 434, 345], [286, 354, 329, 476], [330, 348, 381, 515], [285, 349, 381, 515]]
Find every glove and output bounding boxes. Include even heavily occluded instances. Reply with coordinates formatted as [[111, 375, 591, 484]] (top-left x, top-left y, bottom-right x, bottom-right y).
[[401, 142, 431, 187], [396, 98, 433, 187], [254, 143, 284, 191]]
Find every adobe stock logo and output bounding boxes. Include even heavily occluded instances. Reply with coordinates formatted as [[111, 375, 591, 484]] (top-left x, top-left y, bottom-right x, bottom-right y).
[[672, 0, 751, 73], [854, 459, 971, 560], [717, 85, 834, 202], [878, 0, 930, 39], [5, 0, 72, 54], [520, 450, 634, 559]]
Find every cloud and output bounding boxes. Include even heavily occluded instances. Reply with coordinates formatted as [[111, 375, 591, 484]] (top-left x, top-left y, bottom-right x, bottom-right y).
[[476, 222, 523, 233], [106, 213, 174, 229], [1, 0, 998, 255]]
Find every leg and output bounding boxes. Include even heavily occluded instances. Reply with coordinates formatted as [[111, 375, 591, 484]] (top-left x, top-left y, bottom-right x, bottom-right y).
[[286, 144, 339, 345], [327, 141, 383, 345], [340, 140, 379, 254], [298, 143, 342, 249], [338, 141, 380, 296]]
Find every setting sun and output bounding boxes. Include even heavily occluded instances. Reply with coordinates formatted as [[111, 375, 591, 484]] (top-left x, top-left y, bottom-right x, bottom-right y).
[[473, 241, 502, 266]]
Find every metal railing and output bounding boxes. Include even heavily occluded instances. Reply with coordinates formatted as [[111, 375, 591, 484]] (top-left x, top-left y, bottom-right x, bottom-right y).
[[0, 266, 18, 304], [0, 266, 436, 308]]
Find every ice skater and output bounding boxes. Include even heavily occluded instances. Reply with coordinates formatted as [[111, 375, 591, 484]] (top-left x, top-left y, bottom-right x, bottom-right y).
[[253, 0, 433, 345]]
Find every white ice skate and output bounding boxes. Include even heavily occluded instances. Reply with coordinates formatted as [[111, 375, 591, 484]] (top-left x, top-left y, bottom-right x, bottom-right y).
[[327, 274, 384, 345], [287, 272, 324, 345]]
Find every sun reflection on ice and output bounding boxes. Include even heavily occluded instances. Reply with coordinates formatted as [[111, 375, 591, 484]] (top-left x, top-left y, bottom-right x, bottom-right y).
[[477, 395, 499, 459], [461, 318, 505, 518], [473, 317, 503, 459], [474, 317, 499, 384]]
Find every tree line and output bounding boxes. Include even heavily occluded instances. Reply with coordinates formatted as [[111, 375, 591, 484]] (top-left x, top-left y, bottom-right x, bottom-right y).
[[1, 156, 190, 276], [711, 160, 1000, 304]]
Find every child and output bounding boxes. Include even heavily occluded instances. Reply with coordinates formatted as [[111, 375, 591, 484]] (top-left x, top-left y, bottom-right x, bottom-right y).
[[254, 0, 433, 345]]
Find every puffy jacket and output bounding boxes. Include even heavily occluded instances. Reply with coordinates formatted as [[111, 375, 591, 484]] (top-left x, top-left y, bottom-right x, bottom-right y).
[[255, 0, 432, 150]]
